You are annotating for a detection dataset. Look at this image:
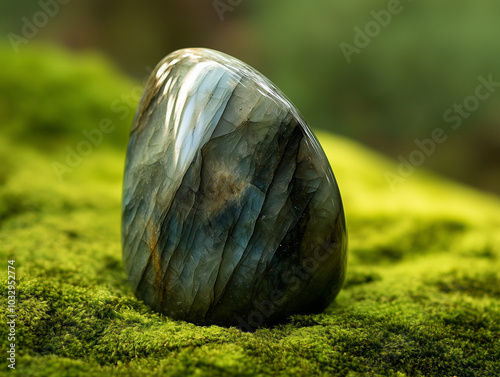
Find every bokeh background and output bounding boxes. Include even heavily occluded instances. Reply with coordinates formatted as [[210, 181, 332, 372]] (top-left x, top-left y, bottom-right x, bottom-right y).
[[1, 0, 499, 195], [1, 3, 500, 375]]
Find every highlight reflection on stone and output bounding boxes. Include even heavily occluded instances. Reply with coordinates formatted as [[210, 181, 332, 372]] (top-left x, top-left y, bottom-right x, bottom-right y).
[[122, 48, 347, 329]]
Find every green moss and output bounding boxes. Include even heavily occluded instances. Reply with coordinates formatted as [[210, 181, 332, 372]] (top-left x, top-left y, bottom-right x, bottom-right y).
[[435, 271, 500, 298], [0, 44, 136, 151], [0, 46, 499, 376]]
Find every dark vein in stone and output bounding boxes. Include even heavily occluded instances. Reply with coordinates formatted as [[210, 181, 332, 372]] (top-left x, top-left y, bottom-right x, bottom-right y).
[[211, 115, 302, 317]]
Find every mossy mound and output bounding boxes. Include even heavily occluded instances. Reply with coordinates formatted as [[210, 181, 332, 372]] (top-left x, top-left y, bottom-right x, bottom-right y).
[[0, 46, 499, 377]]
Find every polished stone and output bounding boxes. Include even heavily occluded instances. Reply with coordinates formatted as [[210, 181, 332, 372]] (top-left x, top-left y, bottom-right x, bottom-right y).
[[122, 48, 347, 329]]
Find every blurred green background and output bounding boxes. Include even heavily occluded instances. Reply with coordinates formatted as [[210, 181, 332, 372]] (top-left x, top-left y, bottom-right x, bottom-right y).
[[1, 0, 499, 194], [1, 3, 500, 375]]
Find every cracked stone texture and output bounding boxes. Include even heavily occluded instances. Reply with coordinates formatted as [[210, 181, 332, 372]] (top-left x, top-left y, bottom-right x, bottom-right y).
[[122, 48, 347, 328]]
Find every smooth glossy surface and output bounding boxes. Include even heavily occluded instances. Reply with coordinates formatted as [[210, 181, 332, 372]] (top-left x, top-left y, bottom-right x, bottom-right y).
[[122, 48, 347, 329]]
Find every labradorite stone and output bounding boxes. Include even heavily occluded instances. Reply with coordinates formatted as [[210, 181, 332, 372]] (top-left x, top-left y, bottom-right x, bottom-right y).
[[122, 48, 347, 329]]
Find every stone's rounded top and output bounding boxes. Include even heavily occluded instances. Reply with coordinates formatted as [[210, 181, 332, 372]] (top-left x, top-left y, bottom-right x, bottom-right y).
[[122, 47, 347, 329], [136, 47, 334, 187], [153, 48, 284, 100]]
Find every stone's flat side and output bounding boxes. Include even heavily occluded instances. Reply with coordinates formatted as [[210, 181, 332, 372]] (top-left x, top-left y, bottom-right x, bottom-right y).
[[122, 48, 347, 327]]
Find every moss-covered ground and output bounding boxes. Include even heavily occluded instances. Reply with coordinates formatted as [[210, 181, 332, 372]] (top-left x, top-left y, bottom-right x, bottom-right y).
[[0, 46, 499, 376]]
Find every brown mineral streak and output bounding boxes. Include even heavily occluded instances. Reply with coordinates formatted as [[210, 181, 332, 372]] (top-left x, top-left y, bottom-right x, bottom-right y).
[[149, 224, 164, 306]]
